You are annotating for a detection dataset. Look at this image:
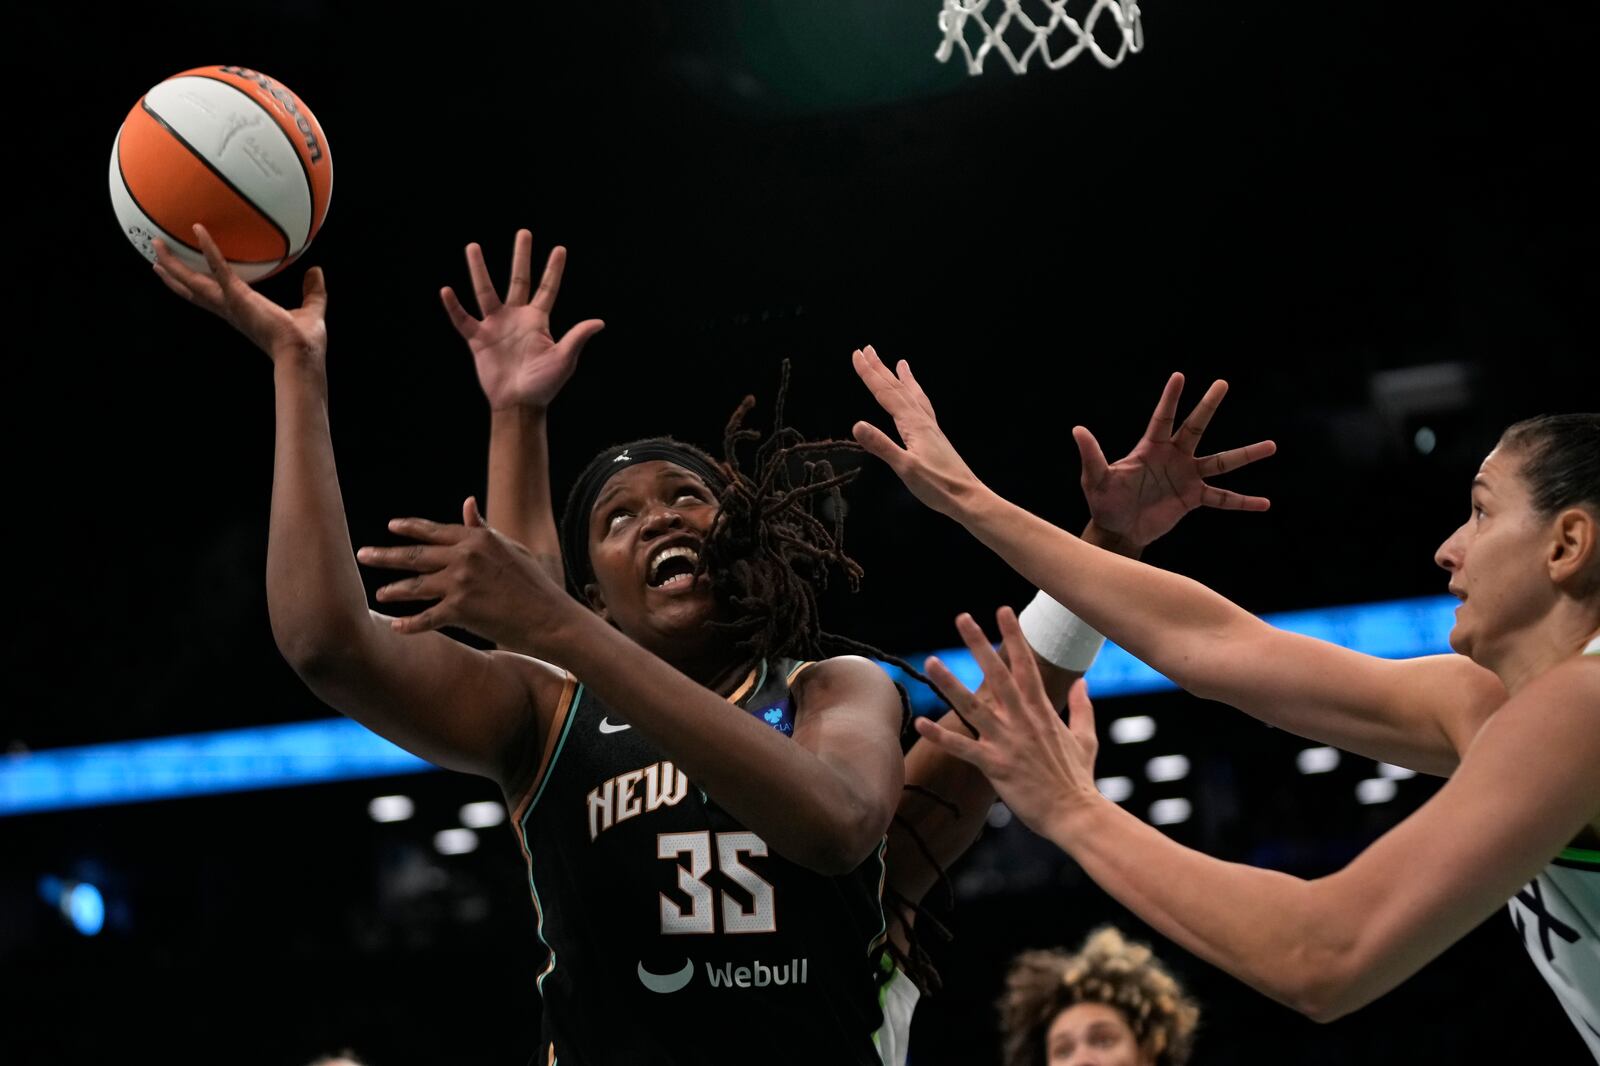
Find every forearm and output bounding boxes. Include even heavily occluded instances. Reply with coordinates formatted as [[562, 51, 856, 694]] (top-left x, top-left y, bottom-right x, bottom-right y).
[[956, 488, 1264, 698], [487, 405, 563, 581], [1045, 797, 1351, 1018], [548, 616, 899, 873], [891, 706, 998, 904], [265, 361, 378, 668]]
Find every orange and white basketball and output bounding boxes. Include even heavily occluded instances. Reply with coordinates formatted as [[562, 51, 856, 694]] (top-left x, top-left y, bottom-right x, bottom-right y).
[[109, 65, 333, 282]]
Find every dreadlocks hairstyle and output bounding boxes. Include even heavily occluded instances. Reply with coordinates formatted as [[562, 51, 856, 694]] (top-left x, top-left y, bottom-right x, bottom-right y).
[[999, 927, 1201, 1066], [557, 361, 953, 992]]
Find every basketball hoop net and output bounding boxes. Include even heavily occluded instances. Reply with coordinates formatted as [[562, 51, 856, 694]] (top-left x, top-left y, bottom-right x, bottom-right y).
[[935, 0, 1143, 75]]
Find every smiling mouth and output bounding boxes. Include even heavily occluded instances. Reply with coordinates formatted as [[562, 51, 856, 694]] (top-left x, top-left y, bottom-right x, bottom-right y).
[[653, 570, 700, 592], [647, 544, 702, 589]]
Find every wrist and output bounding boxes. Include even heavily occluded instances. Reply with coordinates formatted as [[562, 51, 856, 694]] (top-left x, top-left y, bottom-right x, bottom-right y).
[[1042, 785, 1109, 848], [489, 399, 552, 418], [948, 479, 1005, 527], [272, 355, 327, 388], [270, 342, 323, 366], [1081, 518, 1143, 559], [514, 594, 593, 662], [1018, 590, 1106, 672]]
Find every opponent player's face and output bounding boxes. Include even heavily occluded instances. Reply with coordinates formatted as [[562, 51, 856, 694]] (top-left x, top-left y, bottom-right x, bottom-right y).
[[585, 461, 720, 644], [1044, 1002, 1152, 1066], [1434, 447, 1556, 661]]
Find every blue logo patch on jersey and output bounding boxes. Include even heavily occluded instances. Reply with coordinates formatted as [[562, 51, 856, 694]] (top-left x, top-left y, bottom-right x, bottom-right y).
[[756, 702, 794, 735]]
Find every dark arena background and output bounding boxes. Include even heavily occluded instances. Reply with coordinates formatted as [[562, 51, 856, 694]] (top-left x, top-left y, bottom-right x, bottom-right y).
[[7, 3, 1598, 1063]]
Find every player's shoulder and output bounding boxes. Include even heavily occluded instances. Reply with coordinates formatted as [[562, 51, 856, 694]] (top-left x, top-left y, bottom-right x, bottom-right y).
[[792, 654, 894, 689], [789, 655, 902, 714], [488, 650, 574, 718], [1401, 652, 1506, 701], [1395, 654, 1507, 758], [490, 651, 580, 804]]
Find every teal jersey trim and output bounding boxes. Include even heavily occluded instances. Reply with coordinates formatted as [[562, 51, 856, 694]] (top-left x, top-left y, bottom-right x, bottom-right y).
[[747, 659, 770, 701], [529, 682, 584, 813], [522, 682, 586, 996], [865, 835, 891, 959]]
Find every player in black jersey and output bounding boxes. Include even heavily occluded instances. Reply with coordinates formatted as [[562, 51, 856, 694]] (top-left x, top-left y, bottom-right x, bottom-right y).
[[414, 231, 1280, 1063], [154, 226, 902, 1066]]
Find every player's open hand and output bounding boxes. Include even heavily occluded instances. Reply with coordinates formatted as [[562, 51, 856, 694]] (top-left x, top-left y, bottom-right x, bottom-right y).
[[851, 345, 988, 520], [1077, 373, 1276, 551], [441, 229, 605, 413], [914, 607, 1105, 835], [152, 225, 327, 367], [357, 496, 580, 648]]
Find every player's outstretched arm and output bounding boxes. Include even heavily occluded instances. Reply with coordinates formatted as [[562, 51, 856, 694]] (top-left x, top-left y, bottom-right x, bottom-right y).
[[152, 230, 561, 791], [442, 229, 603, 581], [916, 608, 1600, 1020], [851, 346, 1504, 775]]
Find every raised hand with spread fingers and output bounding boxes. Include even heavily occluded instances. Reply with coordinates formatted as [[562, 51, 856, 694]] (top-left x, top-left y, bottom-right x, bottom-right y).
[[440, 228, 605, 413], [442, 229, 605, 583], [849, 344, 985, 521], [915, 608, 1104, 835], [1075, 372, 1276, 552]]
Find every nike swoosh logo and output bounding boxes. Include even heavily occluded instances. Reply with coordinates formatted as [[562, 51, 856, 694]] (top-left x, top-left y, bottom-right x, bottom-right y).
[[638, 958, 693, 994], [599, 718, 632, 734]]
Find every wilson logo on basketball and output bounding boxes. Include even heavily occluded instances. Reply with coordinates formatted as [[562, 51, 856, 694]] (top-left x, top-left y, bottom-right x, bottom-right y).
[[219, 66, 325, 164]]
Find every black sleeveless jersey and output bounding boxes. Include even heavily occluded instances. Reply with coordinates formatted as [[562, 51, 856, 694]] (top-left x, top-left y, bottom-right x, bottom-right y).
[[509, 658, 892, 1066]]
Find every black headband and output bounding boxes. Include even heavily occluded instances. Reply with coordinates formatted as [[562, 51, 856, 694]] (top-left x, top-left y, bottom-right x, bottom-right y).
[[560, 439, 727, 591]]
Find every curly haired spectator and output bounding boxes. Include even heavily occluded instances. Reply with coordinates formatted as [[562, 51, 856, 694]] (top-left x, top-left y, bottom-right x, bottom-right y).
[[999, 927, 1200, 1066]]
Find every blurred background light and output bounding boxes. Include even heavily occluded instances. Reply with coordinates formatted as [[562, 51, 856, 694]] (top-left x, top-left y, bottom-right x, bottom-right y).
[[1297, 747, 1341, 774], [369, 795, 415, 823], [1145, 755, 1191, 783], [1149, 798, 1193, 826], [38, 876, 105, 937], [1096, 776, 1135, 803], [1109, 716, 1158, 744], [433, 828, 479, 855], [460, 801, 506, 829], [1357, 778, 1398, 805]]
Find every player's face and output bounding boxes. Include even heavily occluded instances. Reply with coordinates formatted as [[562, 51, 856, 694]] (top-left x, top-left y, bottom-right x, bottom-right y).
[[1044, 1002, 1153, 1066], [1434, 447, 1556, 663], [584, 461, 721, 652]]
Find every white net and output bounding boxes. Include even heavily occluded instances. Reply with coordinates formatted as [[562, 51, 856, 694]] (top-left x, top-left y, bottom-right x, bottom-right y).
[[936, 0, 1144, 76]]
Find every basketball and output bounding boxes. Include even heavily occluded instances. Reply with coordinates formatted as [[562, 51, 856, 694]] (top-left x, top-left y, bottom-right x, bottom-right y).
[[109, 65, 332, 282]]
